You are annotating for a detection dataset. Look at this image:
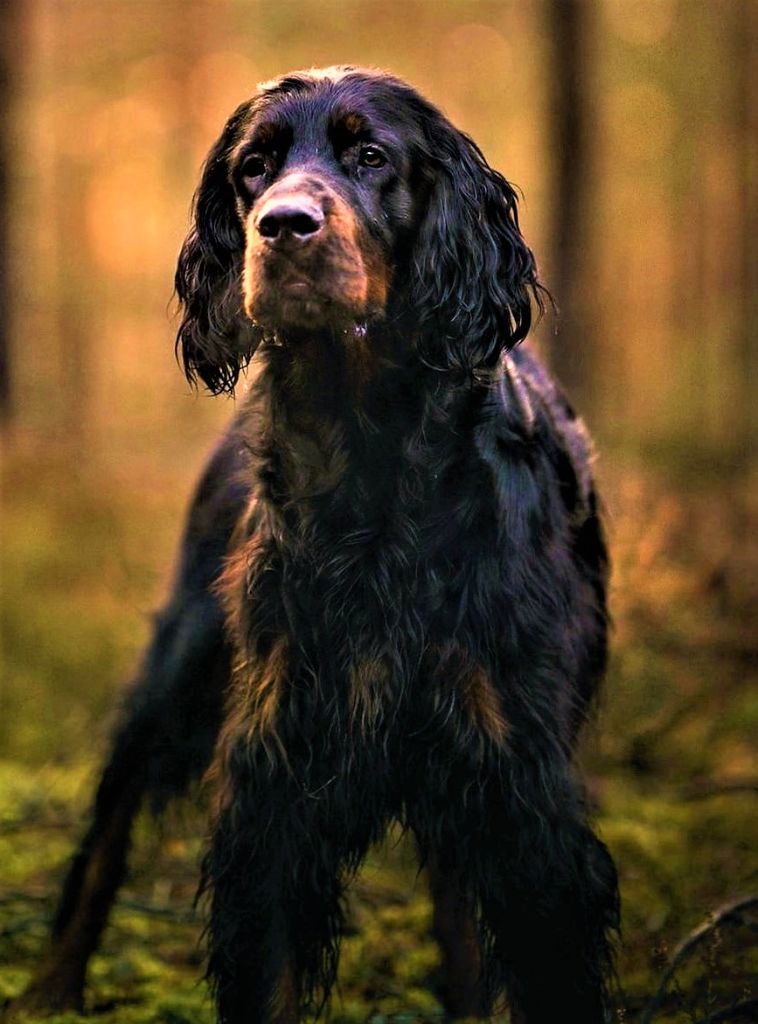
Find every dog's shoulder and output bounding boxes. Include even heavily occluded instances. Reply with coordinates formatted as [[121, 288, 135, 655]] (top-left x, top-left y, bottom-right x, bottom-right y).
[[480, 344, 598, 527]]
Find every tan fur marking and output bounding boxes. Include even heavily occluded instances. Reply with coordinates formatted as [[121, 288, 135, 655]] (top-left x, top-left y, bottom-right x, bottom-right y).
[[214, 527, 261, 646], [208, 632, 291, 816], [325, 197, 369, 307], [363, 233, 390, 310], [254, 122, 278, 146], [459, 665, 510, 745], [341, 111, 366, 136], [246, 636, 289, 740], [433, 642, 509, 747], [270, 960, 298, 1023], [349, 656, 390, 734]]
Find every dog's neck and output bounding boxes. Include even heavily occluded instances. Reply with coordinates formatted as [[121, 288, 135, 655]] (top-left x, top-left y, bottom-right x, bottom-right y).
[[254, 322, 427, 416], [243, 322, 483, 519]]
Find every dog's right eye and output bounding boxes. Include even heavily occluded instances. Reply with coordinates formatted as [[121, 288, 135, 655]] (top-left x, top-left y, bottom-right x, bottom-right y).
[[240, 155, 267, 183]]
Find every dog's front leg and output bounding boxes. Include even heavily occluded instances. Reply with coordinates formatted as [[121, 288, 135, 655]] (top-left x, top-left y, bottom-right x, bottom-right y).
[[202, 662, 383, 1024], [476, 756, 620, 1024], [407, 645, 619, 1024]]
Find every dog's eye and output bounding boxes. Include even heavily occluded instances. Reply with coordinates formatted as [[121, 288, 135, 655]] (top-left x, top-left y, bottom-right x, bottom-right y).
[[240, 155, 267, 181], [358, 145, 387, 169]]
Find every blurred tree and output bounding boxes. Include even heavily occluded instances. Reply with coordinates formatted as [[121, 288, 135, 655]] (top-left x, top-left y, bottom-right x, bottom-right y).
[[0, 0, 15, 422], [734, 0, 757, 459], [544, 0, 596, 413], [47, 3, 95, 447]]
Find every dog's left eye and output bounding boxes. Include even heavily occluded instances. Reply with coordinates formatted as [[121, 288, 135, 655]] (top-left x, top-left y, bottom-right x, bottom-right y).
[[358, 145, 387, 169]]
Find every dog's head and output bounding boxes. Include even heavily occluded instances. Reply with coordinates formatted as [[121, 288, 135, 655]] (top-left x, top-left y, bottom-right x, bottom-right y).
[[176, 66, 543, 393]]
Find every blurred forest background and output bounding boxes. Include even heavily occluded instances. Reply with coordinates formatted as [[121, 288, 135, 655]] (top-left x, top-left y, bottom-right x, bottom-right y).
[[0, 1, 756, 1022]]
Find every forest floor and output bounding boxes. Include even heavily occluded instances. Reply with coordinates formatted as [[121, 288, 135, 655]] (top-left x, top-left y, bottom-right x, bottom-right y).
[[1, 443, 756, 1023]]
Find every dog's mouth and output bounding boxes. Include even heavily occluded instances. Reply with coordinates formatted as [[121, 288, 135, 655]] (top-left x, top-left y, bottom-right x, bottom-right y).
[[277, 275, 340, 327], [280, 280, 310, 300], [247, 262, 350, 331], [272, 273, 321, 326]]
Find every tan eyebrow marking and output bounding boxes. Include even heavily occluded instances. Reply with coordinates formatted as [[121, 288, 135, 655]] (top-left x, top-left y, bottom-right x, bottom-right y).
[[251, 122, 280, 148], [342, 111, 367, 136]]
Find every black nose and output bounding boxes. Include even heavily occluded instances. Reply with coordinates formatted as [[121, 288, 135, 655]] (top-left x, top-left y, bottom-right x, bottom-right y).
[[256, 199, 325, 244]]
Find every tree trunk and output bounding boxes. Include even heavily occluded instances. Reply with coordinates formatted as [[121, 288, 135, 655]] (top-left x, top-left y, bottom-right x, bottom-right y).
[[0, 0, 15, 423], [544, 0, 595, 413]]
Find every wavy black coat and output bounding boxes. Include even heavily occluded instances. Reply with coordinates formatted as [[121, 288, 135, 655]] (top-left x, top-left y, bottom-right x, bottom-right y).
[[14, 68, 619, 1024]]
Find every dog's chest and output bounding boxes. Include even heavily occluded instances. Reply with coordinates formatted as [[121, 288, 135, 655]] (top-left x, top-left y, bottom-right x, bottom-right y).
[[234, 411, 541, 747], [242, 465, 511, 751], [256, 441, 496, 648]]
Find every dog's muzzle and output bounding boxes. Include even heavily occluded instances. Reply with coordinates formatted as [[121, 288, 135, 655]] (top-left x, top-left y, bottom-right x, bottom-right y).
[[242, 173, 387, 331]]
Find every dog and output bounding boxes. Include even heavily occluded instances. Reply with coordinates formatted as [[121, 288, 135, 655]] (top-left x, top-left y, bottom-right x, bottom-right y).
[[13, 66, 619, 1023]]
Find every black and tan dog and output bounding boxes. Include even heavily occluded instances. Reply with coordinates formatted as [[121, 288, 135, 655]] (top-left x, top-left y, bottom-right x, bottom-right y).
[[14, 66, 619, 1023]]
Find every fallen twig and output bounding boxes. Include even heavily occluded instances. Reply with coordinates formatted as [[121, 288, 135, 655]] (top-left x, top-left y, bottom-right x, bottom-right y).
[[0, 889, 198, 935], [640, 895, 758, 1024], [692, 997, 758, 1023], [679, 779, 758, 802]]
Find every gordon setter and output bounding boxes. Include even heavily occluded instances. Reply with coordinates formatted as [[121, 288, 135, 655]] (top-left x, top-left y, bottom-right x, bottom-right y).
[[13, 66, 619, 1022]]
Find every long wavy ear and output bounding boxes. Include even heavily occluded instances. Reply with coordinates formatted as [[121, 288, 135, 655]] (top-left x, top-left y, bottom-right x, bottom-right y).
[[175, 100, 262, 394], [409, 113, 545, 373]]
